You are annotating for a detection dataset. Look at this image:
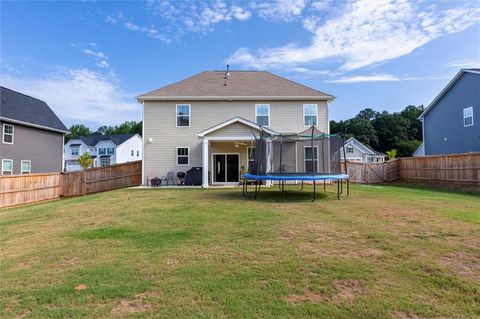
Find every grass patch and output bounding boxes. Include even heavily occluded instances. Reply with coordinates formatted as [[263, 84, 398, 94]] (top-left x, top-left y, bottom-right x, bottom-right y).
[[1, 184, 479, 318]]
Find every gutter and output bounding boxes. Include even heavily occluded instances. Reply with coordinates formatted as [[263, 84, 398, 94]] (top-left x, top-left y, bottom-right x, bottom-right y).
[[0, 117, 69, 134], [137, 95, 335, 102]]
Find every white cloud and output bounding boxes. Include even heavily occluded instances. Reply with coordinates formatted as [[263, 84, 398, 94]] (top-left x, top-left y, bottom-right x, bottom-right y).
[[253, 0, 306, 21], [311, 1, 330, 12], [0, 68, 139, 125], [227, 0, 480, 71], [326, 74, 449, 83], [83, 49, 107, 60], [445, 59, 480, 68], [96, 60, 110, 68], [124, 22, 171, 43]]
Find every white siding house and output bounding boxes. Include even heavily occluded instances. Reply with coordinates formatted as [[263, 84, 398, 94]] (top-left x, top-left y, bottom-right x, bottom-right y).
[[64, 134, 142, 171], [340, 137, 386, 163]]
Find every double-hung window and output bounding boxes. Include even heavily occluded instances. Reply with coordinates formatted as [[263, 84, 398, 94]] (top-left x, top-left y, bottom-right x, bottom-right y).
[[3, 124, 14, 144], [107, 147, 115, 155], [347, 146, 354, 154], [304, 147, 318, 173], [137, 150, 140, 157], [303, 104, 318, 126], [255, 104, 270, 126], [176, 104, 190, 127], [98, 148, 106, 155], [2, 159, 13, 175], [176, 147, 189, 165], [131, 150, 134, 156], [464, 107, 474, 127], [21, 160, 31, 174], [71, 147, 79, 156]]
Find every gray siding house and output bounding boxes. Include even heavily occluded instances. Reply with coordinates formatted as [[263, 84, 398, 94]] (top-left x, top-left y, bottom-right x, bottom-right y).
[[416, 69, 480, 156], [340, 137, 386, 163], [0, 87, 68, 175], [138, 70, 334, 187]]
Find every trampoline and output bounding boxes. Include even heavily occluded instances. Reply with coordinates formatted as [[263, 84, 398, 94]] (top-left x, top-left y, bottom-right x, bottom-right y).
[[242, 126, 350, 201]]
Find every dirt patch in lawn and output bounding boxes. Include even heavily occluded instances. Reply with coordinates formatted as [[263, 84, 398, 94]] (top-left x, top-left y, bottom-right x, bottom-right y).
[[438, 251, 480, 281], [332, 279, 365, 304], [17, 256, 41, 270], [111, 291, 160, 315], [286, 289, 324, 304]]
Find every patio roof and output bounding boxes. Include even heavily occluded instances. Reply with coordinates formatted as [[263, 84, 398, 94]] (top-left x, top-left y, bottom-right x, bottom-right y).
[[197, 117, 278, 138]]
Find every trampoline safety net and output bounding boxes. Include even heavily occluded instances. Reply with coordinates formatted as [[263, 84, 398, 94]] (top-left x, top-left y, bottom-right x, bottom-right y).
[[248, 126, 346, 176]]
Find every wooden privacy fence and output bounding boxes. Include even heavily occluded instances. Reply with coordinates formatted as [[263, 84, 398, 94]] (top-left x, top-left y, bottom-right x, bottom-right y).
[[0, 161, 142, 209], [347, 152, 479, 185]]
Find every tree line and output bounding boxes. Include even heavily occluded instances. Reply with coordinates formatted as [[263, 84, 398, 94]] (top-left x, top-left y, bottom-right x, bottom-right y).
[[65, 121, 142, 142], [330, 105, 424, 157]]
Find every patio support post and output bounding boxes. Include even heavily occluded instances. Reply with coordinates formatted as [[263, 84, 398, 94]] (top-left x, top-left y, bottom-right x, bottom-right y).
[[202, 139, 209, 188]]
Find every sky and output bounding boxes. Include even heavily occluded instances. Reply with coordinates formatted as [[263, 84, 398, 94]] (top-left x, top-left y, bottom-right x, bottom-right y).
[[1, 0, 479, 129]]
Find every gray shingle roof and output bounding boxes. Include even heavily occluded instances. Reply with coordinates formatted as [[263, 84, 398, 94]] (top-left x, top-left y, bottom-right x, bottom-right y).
[[0, 86, 68, 132], [78, 134, 137, 146], [138, 71, 334, 100]]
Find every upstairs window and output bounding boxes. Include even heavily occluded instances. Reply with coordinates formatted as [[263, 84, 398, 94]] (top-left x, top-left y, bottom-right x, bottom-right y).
[[131, 150, 134, 156], [176, 147, 189, 165], [303, 104, 318, 126], [107, 147, 115, 155], [98, 148, 106, 155], [255, 104, 270, 126], [71, 147, 79, 156], [176, 104, 190, 127], [464, 107, 474, 127], [347, 146, 354, 154], [137, 150, 140, 157], [21, 160, 31, 174], [304, 146, 318, 173], [3, 124, 14, 144], [2, 159, 13, 175]]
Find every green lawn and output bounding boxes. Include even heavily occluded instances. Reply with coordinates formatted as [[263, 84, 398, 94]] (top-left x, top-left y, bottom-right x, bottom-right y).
[[1, 184, 479, 318]]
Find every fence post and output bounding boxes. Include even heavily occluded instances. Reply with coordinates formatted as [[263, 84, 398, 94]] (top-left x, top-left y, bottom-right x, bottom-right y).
[[82, 170, 87, 196]]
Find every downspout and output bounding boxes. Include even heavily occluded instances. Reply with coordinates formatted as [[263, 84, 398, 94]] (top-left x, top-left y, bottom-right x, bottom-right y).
[[142, 101, 145, 185]]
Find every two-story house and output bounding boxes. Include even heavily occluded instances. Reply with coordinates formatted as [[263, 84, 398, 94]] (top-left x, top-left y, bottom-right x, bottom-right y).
[[415, 68, 480, 156], [340, 137, 386, 163], [1, 86, 68, 175], [137, 70, 335, 187], [64, 134, 142, 171]]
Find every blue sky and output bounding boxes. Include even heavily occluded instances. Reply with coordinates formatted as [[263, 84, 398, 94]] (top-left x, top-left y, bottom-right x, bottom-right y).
[[1, 0, 479, 129]]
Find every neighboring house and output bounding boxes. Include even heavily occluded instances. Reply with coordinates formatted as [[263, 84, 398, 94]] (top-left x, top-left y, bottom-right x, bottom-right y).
[[1, 86, 68, 175], [415, 69, 480, 156], [340, 137, 386, 163], [64, 134, 142, 171], [137, 70, 335, 187]]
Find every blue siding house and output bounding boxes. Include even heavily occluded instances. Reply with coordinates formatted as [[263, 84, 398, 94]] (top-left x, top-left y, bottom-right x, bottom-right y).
[[416, 69, 480, 156]]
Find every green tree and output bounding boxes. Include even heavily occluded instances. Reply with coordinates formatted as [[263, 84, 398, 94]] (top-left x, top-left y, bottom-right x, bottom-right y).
[[65, 124, 91, 142], [78, 152, 94, 170], [386, 149, 398, 160]]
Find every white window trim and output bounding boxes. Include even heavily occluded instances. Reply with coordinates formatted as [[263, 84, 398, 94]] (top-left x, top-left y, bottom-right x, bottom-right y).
[[1, 159, 13, 175], [255, 104, 270, 127], [176, 104, 191, 128], [176, 147, 190, 166], [21, 160, 31, 174], [71, 146, 80, 156], [303, 104, 318, 127], [2, 124, 14, 144], [304, 146, 319, 173], [107, 147, 115, 155], [463, 106, 474, 127], [346, 146, 354, 154]]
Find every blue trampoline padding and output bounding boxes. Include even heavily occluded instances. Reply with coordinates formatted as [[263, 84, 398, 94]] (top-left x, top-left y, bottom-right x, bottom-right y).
[[243, 173, 349, 181]]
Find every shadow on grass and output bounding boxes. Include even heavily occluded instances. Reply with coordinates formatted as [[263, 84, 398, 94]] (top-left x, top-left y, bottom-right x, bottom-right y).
[[212, 185, 346, 203]]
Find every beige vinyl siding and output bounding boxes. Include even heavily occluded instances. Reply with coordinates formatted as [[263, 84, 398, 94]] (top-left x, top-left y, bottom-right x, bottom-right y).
[[143, 100, 328, 183], [206, 122, 254, 138]]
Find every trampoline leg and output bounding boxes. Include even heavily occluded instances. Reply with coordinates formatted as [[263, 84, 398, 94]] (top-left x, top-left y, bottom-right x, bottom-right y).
[[300, 180, 304, 191], [254, 181, 258, 199], [323, 180, 326, 192], [242, 178, 246, 197], [347, 179, 350, 197], [337, 180, 340, 200], [281, 181, 285, 200], [278, 180, 281, 190], [339, 179, 343, 195], [312, 180, 316, 202]]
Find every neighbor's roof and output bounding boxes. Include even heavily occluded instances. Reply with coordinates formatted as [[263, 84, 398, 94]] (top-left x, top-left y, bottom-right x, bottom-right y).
[[0, 86, 68, 133], [137, 71, 334, 101], [419, 68, 480, 119], [73, 134, 138, 146]]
